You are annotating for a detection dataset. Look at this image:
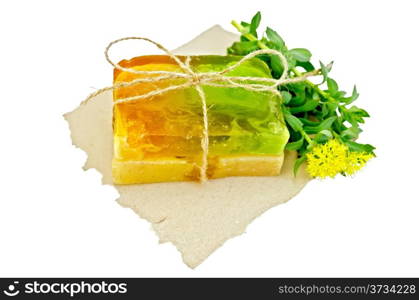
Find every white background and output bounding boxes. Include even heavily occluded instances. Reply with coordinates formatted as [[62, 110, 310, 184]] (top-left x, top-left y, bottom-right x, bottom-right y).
[[0, 0, 418, 276]]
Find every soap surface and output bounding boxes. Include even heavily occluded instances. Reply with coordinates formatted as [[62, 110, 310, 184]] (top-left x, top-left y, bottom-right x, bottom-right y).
[[112, 55, 289, 184]]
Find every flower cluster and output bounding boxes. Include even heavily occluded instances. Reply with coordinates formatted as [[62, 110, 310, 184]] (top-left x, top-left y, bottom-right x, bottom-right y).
[[306, 139, 373, 179]]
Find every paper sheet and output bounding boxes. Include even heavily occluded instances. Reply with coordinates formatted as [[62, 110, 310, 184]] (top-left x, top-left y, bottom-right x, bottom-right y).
[[64, 25, 311, 268]]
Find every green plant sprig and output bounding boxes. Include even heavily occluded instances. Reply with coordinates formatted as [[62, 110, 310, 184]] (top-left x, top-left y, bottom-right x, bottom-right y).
[[228, 12, 375, 174]]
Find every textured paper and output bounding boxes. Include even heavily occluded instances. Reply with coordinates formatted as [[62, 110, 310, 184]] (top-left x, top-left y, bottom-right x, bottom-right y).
[[64, 25, 311, 268]]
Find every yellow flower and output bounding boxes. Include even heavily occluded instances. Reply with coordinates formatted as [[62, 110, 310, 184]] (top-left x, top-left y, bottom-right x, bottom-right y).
[[344, 151, 374, 175], [306, 139, 373, 179]]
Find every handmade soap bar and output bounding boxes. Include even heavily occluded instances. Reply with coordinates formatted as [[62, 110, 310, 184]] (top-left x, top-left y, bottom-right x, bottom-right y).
[[112, 55, 289, 184]]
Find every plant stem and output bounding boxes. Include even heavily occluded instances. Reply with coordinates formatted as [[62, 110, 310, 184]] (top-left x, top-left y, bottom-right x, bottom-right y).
[[301, 130, 314, 145], [231, 21, 269, 50]]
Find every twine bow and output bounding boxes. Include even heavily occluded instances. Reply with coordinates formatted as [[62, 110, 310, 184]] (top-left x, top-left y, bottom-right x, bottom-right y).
[[83, 37, 320, 182]]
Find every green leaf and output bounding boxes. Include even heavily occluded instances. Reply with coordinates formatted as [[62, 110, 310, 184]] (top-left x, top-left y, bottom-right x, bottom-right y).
[[327, 78, 339, 93], [341, 126, 362, 140], [344, 85, 359, 104], [284, 111, 304, 132], [240, 35, 249, 42], [321, 103, 329, 118], [347, 106, 370, 116], [250, 11, 261, 37], [299, 117, 320, 126], [289, 99, 319, 114], [281, 91, 292, 104], [304, 116, 337, 134], [333, 91, 346, 100], [334, 116, 346, 132], [344, 141, 376, 154], [286, 55, 296, 69], [293, 155, 307, 176], [319, 129, 333, 138], [270, 55, 284, 76], [285, 136, 304, 150], [320, 61, 333, 84], [239, 21, 250, 36], [296, 61, 315, 72], [289, 48, 312, 62], [344, 105, 370, 125], [326, 61, 334, 71], [326, 101, 339, 113], [287, 83, 306, 106], [314, 129, 333, 143], [320, 61, 328, 84], [266, 27, 285, 48], [227, 41, 259, 55], [240, 21, 250, 28], [288, 94, 305, 107]]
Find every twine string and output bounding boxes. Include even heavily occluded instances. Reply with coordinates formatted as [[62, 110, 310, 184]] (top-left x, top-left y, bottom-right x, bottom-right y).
[[83, 36, 321, 182]]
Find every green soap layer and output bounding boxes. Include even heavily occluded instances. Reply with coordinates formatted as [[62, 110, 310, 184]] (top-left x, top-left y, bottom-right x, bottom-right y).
[[184, 55, 289, 155]]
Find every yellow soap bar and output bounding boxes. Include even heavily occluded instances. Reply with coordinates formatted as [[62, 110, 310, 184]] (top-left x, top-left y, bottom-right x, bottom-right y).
[[112, 55, 289, 184]]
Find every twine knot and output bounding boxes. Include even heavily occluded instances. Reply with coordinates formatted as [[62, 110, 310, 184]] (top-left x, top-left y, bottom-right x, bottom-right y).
[[190, 73, 202, 85]]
